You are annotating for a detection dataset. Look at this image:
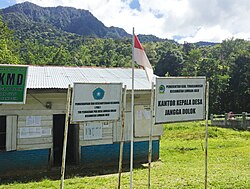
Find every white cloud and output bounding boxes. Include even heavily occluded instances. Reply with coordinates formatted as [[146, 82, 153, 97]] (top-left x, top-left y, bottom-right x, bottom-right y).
[[14, 0, 250, 43]]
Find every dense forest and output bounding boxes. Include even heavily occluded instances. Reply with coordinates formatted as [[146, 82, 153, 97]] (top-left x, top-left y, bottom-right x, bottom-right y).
[[0, 4, 249, 114]]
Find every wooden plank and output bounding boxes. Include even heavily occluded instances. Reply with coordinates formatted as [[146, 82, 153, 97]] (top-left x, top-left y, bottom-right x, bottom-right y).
[[18, 120, 53, 127], [17, 143, 52, 151], [17, 137, 52, 145], [0, 109, 66, 115], [18, 115, 53, 121], [79, 139, 113, 146], [27, 93, 67, 98]]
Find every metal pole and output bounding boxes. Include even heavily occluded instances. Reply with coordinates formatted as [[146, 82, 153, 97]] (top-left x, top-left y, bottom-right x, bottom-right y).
[[148, 82, 154, 189], [130, 27, 135, 189], [60, 85, 71, 189], [118, 85, 127, 189], [205, 81, 209, 189]]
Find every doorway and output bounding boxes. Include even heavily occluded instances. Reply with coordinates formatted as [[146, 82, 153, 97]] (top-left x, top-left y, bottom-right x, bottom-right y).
[[53, 114, 78, 166], [0, 116, 6, 151]]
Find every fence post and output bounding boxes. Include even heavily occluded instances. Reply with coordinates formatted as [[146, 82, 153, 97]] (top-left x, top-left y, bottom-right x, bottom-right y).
[[224, 113, 228, 128], [242, 112, 246, 130], [210, 114, 214, 125]]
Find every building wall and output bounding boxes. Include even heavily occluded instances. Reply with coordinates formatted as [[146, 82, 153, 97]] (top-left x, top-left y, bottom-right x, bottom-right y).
[[80, 140, 159, 168], [0, 90, 67, 174], [0, 89, 163, 175], [0, 149, 50, 175]]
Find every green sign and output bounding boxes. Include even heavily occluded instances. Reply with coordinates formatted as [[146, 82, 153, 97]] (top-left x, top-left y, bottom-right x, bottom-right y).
[[0, 65, 28, 104]]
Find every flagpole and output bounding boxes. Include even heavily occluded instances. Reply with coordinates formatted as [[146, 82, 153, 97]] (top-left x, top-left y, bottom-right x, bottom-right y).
[[130, 27, 135, 189]]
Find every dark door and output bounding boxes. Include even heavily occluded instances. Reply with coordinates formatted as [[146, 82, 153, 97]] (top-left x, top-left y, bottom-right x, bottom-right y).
[[53, 114, 78, 166], [0, 116, 6, 151]]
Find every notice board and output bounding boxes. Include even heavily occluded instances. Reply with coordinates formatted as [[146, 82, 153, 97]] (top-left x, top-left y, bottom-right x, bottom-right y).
[[71, 83, 122, 122]]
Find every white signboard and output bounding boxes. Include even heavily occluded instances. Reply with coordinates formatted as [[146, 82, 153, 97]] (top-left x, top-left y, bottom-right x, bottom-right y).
[[71, 83, 122, 122], [155, 77, 206, 124], [84, 122, 103, 140]]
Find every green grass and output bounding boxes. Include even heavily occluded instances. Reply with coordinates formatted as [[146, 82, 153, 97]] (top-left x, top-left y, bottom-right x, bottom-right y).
[[1, 122, 250, 188]]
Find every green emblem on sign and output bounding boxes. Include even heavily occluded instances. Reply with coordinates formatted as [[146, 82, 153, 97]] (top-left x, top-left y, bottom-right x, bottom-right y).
[[93, 88, 105, 100], [159, 85, 165, 94], [0, 65, 28, 103]]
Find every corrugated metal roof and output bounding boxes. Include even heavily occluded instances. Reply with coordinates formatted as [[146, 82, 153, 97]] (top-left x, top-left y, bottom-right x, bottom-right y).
[[27, 66, 154, 90]]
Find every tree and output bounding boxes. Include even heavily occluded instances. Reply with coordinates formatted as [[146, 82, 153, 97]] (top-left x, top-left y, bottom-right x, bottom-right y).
[[155, 49, 184, 76], [0, 16, 20, 64]]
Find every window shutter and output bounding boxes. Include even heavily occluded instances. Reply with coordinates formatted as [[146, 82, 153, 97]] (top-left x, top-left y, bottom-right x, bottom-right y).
[[6, 115, 17, 151]]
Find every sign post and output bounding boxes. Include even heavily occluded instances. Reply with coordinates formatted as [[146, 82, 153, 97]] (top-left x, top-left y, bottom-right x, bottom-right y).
[[0, 65, 28, 104], [118, 85, 127, 189], [155, 77, 206, 123], [60, 85, 71, 189], [204, 81, 209, 189], [148, 82, 155, 189]]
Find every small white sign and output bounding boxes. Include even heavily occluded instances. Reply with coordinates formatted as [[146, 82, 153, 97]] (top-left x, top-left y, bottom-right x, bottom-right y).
[[84, 122, 103, 140], [26, 116, 41, 126], [20, 127, 41, 138], [19, 127, 51, 138], [155, 77, 206, 124], [71, 83, 122, 122]]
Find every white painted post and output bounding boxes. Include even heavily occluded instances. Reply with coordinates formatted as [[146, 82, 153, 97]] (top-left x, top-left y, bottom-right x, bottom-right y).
[[205, 81, 209, 189], [148, 82, 155, 189], [130, 27, 135, 189], [118, 85, 127, 189], [60, 85, 71, 189]]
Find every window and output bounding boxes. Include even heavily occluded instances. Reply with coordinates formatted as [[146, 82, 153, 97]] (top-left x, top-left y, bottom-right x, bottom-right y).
[[0, 116, 6, 151]]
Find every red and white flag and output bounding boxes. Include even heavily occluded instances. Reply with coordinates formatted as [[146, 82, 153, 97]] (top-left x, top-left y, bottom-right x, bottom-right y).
[[133, 34, 154, 83]]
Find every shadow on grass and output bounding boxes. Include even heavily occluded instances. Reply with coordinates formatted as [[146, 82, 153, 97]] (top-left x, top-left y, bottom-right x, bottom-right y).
[[0, 163, 147, 185]]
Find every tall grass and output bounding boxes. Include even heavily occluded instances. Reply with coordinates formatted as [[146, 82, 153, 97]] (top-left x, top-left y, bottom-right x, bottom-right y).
[[1, 122, 249, 188]]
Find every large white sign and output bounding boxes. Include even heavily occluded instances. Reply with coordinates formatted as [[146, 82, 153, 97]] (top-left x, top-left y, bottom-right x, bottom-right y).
[[155, 77, 206, 124], [71, 83, 122, 122]]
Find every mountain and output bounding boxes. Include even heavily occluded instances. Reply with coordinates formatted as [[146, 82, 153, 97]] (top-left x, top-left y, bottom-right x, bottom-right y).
[[0, 1, 131, 40], [0, 2, 170, 43], [195, 41, 219, 47]]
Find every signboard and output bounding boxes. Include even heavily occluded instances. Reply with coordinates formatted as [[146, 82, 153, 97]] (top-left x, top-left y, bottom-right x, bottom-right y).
[[155, 77, 206, 124], [71, 83, 122, 122], [0, 65, 28, 104]]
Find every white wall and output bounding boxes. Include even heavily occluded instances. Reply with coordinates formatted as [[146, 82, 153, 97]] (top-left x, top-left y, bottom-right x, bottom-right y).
[[0, 90, 67, 151]]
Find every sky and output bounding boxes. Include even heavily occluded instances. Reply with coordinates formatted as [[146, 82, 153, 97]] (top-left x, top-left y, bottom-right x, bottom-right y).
[[1, 0, 250, 43]]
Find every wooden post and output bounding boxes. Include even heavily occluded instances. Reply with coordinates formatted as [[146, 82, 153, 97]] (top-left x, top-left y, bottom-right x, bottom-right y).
[[148, 82, 154, 189], [210, 114, 213, 125], [118, 85, 127, 189], [60, 85, 71, 189], [205, 81, 209, 189], [242, 112, 246, 130], [224, 113, 228, 127]]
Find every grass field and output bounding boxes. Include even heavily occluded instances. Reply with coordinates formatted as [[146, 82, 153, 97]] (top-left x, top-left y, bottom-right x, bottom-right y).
[[0, 122, 249, 189]]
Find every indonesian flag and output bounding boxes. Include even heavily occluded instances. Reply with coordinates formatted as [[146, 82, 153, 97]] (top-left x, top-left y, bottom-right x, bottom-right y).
[[134, 34, 154, 83]]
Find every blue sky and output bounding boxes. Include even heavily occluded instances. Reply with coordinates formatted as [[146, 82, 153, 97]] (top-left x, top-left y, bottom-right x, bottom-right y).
[[0, 0, 15, 8], [1, 0, 250, 43]]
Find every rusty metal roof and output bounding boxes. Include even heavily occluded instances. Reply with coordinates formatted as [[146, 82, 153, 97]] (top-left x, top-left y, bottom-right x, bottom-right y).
[[27, 66, 154, 90]]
